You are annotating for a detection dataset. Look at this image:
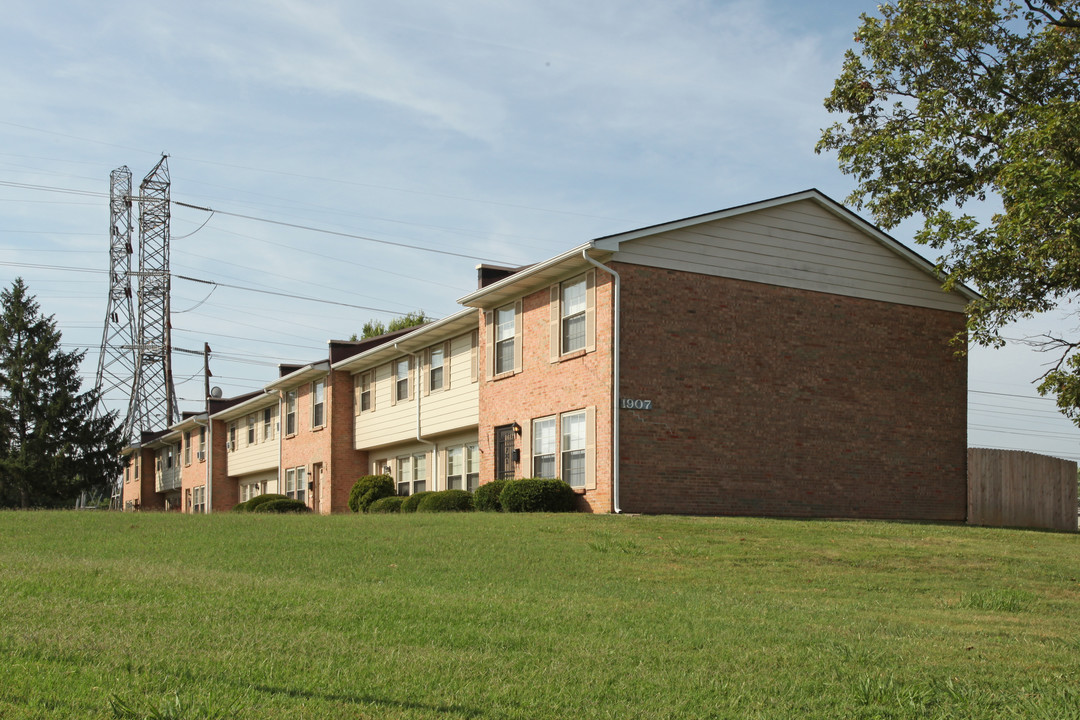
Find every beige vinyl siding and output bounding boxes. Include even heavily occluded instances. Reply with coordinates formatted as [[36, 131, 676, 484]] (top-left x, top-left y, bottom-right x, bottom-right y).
[[226, 432, 278, 475], [354, 333, 479, 449], [236, 469, 279, 496], [610, 199, 967, 312]]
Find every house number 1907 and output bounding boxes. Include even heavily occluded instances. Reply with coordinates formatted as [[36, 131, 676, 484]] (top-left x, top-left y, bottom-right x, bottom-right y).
[[620, 398, 652, 410]]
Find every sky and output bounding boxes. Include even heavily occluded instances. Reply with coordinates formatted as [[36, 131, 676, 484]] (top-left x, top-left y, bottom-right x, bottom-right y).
[[1, 0, 1077, 461]]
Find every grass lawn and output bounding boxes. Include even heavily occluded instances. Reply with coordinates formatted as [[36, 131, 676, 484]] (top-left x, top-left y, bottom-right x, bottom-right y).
[[1, 511, 1078, 719]]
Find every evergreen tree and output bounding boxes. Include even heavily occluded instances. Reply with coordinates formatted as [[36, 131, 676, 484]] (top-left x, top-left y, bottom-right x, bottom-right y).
[[0, 278, 124, 508]]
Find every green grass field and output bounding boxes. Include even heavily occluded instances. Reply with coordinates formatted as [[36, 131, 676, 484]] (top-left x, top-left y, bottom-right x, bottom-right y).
[[1, 511, 1078, 719]]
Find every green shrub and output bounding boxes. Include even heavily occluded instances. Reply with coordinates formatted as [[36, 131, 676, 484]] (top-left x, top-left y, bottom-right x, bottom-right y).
[[231, 500, 249, 513], [239, 494, 287, 512], [499, 478, 577, 513], [348, 474, 395, 513], [474, 479, 510, 511], [253, 498, 310, 513], [400, 491, 434, 513], [368, 496, 405, 513], [417, 489, 474, 513]]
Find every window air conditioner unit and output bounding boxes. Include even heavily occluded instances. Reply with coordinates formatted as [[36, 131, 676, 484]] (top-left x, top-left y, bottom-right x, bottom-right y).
[[196, 451, 206, 461], [226, 441, 234, 451]]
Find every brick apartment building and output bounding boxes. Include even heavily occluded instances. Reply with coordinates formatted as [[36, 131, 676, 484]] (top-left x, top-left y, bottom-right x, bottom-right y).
[[121, 189, 974, 520]]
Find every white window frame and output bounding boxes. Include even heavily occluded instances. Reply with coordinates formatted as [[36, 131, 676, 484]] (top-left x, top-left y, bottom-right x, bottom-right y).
[[183, 431, 192, 465], [285, 390, 297, 436], [429, 346, 445, 393], [395, 453, 427, 496], [192, 485, 206, 514], [561, 410, 587, 488], [247, 414, 256, 445], [355, 371, 373, 414], [494, 304, 516, 375], [312, 379, 326, 428], [466, 443, 480, 491], [394, 359, 410, 403], [561, 276, 587, 354], [532, 416, 557, 479], [446, 446, 464, 490], [285, 466, 307, 503], [263, 407, 274, 441]]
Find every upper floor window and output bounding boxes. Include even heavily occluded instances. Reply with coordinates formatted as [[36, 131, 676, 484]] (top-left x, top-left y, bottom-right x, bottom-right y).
[[561, 277, 587, 353], [247, 414, 256, 445], [263, 407, 274, 441], [394, 359, 410, 402], [285, 390, 297, 436], [312, 379, 326, 428], [228, 422, 237, 451], [198, 427, 206, 457], [355, 372, 373, 414], [183, 431, 192, 465], [429, 346, 444, 392], [495, 304, 516, 374]]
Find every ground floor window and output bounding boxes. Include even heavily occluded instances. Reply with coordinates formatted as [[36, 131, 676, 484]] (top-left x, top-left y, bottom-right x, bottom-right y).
[[192, 485, 207, 514], [466, 443, 480, 491], [285, 467, 307, 503], [532, 417, 556, 478], [443, 444, 480, 491], [561, 410, 586, 488], [396, 453, 427, 496], [240, 482, 263, 503]]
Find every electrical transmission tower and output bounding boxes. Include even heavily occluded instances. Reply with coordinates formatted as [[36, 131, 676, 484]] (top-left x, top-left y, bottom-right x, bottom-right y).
[[94, 167, 139, 441], [129, 155, 179, 435], [95, 155, 178, 445]]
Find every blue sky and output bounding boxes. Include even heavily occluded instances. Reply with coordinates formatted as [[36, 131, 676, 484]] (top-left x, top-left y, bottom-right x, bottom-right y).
[[1, 0, 1076, 460]]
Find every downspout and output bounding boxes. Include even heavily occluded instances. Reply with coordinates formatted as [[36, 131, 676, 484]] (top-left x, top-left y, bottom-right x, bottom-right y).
[[276, 390, 285, 495], [395, 342, 439, 491], [582, 249, 622, 514], [193, 415, 211, 513]]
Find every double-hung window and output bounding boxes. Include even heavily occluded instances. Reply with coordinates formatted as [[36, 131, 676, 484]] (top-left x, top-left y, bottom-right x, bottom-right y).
[[465, 444, 480, 491], [285, 390, 297, 436], [228, 423, 237, 452], [561, 277, 587, 353], [263, 407, 274, 441], [561, 410, 586, 488], [198, 427, 206, 458], [183, 431, 192, 465], [312, 379, 325, 428], [286, 467, 306, 503], [396, 453, 427, 495], [355, 372, 373, 414], [247, 414, 256, 445], [192, 486, 206, 514], [446, 446, 463, 490], [394, 359, 410, 402], [429, 346, 444, 392], [495, 304, 515, 375], [532, 417, 557, 478]]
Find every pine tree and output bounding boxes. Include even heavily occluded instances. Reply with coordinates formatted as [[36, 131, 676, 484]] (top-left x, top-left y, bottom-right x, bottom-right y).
[[0, 278, 124, 508]]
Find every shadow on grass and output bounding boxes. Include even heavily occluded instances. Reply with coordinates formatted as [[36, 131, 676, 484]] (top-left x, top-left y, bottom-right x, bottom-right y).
[[248, 683, 489, 718]]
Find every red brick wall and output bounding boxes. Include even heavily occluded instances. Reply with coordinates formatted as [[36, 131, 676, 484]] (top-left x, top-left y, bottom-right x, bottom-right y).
[[616, 262, 968, 520], [208, 418, 234, 512], [280, 371, 367, 513], [122, 448, 165, 510], [477, 274, 615, 512]]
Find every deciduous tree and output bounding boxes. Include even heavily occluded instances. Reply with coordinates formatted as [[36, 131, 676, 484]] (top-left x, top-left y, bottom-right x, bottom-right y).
[[817, 0, 1080, 419]]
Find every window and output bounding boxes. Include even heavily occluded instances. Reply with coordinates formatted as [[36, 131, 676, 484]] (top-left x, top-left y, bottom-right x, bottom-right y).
[[135, 455, 140, 480], [285, 390, 297, 435], [165, 445, 174, 469], [192, 485, 206, 514], [466, 444, 480, 491], [355, 372, 373, 414], [394, 359, 410, 402], [429, 346, 445, 392], [396, 453, 426, 496], [228, 422, 237, 452], [263, 407, 274, 441], [285, 466, 307, 503], [561, 276, 587, 353], [532, 417, 557, 478], [312, 379, 325, 428], [183, 431, 192, 465], [446, 446, 463, 490], [247, 414, 256, 444], [495, 304, 515, 374], [240, 482, 262, 503], [199, 427, 206, 457], [561, 410, 586, 488]]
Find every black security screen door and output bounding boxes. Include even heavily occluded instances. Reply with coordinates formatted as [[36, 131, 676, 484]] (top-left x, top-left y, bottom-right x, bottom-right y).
[[494, 424, 516, 480]]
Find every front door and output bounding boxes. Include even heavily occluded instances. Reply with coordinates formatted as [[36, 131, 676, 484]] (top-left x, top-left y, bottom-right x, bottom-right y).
[[311, 462, 322, 512], [494, 425, 516, 480]]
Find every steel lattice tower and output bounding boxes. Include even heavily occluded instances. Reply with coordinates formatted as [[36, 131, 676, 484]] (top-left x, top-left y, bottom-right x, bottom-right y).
[[94, 167, 139, 442], [128, 155, 179, 434]]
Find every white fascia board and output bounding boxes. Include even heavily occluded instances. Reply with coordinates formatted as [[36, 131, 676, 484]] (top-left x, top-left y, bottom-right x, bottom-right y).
[[457, 243, 610, 308], [263, 361, 331, 391], [332, 308, 478, 373]]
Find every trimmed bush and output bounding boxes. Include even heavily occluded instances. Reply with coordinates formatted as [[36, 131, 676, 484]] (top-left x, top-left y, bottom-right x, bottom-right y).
[[238, 494, 287, 513], [400, 491, 434, 513], [474, 479, 510, 512], [368, 496, 405, 513], [348, 474, 395, 513], [253, 498, 310, 513], [417, 489, 474, 513], [231, 500, 249, 513], [499, 478, 576, 513]]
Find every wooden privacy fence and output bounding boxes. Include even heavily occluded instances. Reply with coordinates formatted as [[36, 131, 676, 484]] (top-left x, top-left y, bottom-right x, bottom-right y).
[[968, 448, 1078, 532]]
